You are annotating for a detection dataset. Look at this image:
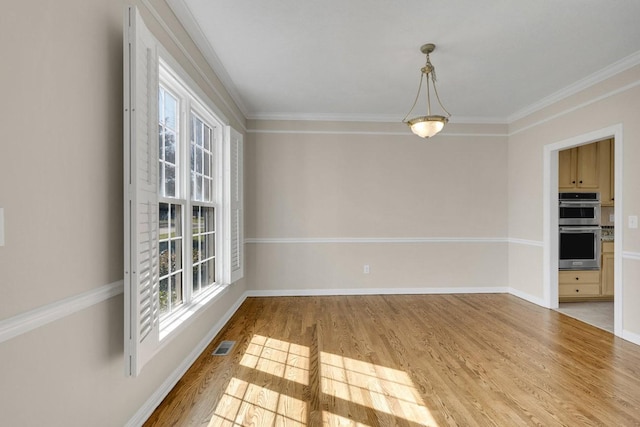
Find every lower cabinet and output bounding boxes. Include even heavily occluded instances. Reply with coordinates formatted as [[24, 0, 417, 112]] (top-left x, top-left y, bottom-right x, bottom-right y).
[[601, 241, 614, 297], [559, 270, 601, 300], [559, 242, 614, 301]]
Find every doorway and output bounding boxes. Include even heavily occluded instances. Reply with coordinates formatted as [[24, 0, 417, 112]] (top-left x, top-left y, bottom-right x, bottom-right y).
[[542, 124, 623, 337]]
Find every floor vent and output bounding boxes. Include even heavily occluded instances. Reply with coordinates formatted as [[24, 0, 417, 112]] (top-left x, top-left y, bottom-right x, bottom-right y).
[[212, 341, 235, 356]]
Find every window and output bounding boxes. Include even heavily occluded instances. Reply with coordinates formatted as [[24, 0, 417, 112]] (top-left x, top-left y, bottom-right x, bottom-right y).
[[156, 66, 223, 322], [190, 113, 216, 296], [158, 86, 183, 316], [159, 203, 183, 315], [124, 5, 243, 376]]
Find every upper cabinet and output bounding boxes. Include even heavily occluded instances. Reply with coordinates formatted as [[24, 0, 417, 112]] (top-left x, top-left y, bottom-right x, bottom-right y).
[[558, 139, 614, 206], [558, 149, 575, 189], [559, 142, 599, 190], [599, 138, 615, 207]]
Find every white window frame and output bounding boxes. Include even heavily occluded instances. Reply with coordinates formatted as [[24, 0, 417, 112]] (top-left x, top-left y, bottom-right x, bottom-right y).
[[156, 62, 225, 333], [123, 5, 243, 376]]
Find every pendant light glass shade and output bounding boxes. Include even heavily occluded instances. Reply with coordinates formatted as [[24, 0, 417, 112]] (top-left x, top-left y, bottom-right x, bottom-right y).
[[402, 44, 451, 139], [407, 115, 448, 138]]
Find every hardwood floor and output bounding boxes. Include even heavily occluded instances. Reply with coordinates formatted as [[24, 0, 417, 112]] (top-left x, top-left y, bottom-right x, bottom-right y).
[[144, 295, 640, 426]]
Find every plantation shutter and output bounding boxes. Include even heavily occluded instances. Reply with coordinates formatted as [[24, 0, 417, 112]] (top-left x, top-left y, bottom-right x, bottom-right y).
[[226, 127, 244, 283], [123, 5, 160, 377]]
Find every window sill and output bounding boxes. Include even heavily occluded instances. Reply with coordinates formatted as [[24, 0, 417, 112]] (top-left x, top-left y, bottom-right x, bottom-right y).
[[158, 283, 230, 343]]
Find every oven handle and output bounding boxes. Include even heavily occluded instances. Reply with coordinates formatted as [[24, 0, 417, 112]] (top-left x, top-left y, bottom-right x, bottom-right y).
[[559, 226, 601, 232], [559, 201, 600, 205]]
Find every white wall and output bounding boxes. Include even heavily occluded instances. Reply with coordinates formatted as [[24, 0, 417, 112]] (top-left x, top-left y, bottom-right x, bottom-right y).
[[0, 1, 247, 426]]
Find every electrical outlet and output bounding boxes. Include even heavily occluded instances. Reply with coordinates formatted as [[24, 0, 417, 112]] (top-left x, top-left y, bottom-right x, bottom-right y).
[[629, 215, 638, 229], [363, 264, 370, 274], [609, 214, 615, 223]]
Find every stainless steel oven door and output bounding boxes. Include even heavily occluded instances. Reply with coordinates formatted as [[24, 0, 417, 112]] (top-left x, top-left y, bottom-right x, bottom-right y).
[[558, 201, 600, 226], [559, 226, 601, 270]]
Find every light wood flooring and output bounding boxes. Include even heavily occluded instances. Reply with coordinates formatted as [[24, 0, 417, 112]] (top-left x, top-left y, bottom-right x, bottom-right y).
[[144, 294, 640, 426]]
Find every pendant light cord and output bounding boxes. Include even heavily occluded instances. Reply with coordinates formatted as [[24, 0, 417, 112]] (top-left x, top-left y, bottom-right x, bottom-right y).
[[403, 53, 451, 122], [431, 68, 452, 118]]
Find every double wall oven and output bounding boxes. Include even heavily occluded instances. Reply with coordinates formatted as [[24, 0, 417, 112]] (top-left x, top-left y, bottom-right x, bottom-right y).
[[559, 192, 601, 270]]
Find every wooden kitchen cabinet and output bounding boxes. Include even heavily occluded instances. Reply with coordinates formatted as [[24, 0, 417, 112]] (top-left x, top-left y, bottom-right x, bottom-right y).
[[558, 142, 600, 191], [601, 241, 614, 297], [599, 138, 615, 206], [558, 149, 575, 189], [559, 242, 614, 301], [559, 270, 601, 300]]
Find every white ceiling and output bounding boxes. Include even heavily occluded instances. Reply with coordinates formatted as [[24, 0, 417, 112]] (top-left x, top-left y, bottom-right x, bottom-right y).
[[169, 0, 640, 123]]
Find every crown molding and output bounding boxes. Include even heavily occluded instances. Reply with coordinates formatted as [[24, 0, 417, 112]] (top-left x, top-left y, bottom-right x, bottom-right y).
[[247, 112, 402, 123], [450, 115, 509, 124], [246, 129, 508, 137], [246, 112, 508, 124], [165, 0, 250, 119], [509, 79, 640, 137], [164, 1, 640, 127], [509, 49, 640, 123]]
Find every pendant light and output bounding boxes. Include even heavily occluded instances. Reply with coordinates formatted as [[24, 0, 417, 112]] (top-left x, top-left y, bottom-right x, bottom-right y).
[[402, 43, 451, 138]]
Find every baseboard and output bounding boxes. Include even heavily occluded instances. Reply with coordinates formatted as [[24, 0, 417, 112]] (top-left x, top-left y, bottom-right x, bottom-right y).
[[507, 287, 548, 307], [247, 287, 550, 310], [126, 290, 249, 427], [247, 286, 509, 297], [622, 329, 640, 346]]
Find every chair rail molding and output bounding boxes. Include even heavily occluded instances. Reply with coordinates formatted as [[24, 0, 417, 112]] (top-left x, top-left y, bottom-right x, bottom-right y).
[[0, 280, 124, 344]]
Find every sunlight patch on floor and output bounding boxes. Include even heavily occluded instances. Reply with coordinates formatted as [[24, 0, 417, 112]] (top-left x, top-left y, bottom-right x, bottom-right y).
[[208, 378, 307, 426], [208, 334, 438, 426], [240, 334, 310, 385], [321, 351, 438, 426]]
